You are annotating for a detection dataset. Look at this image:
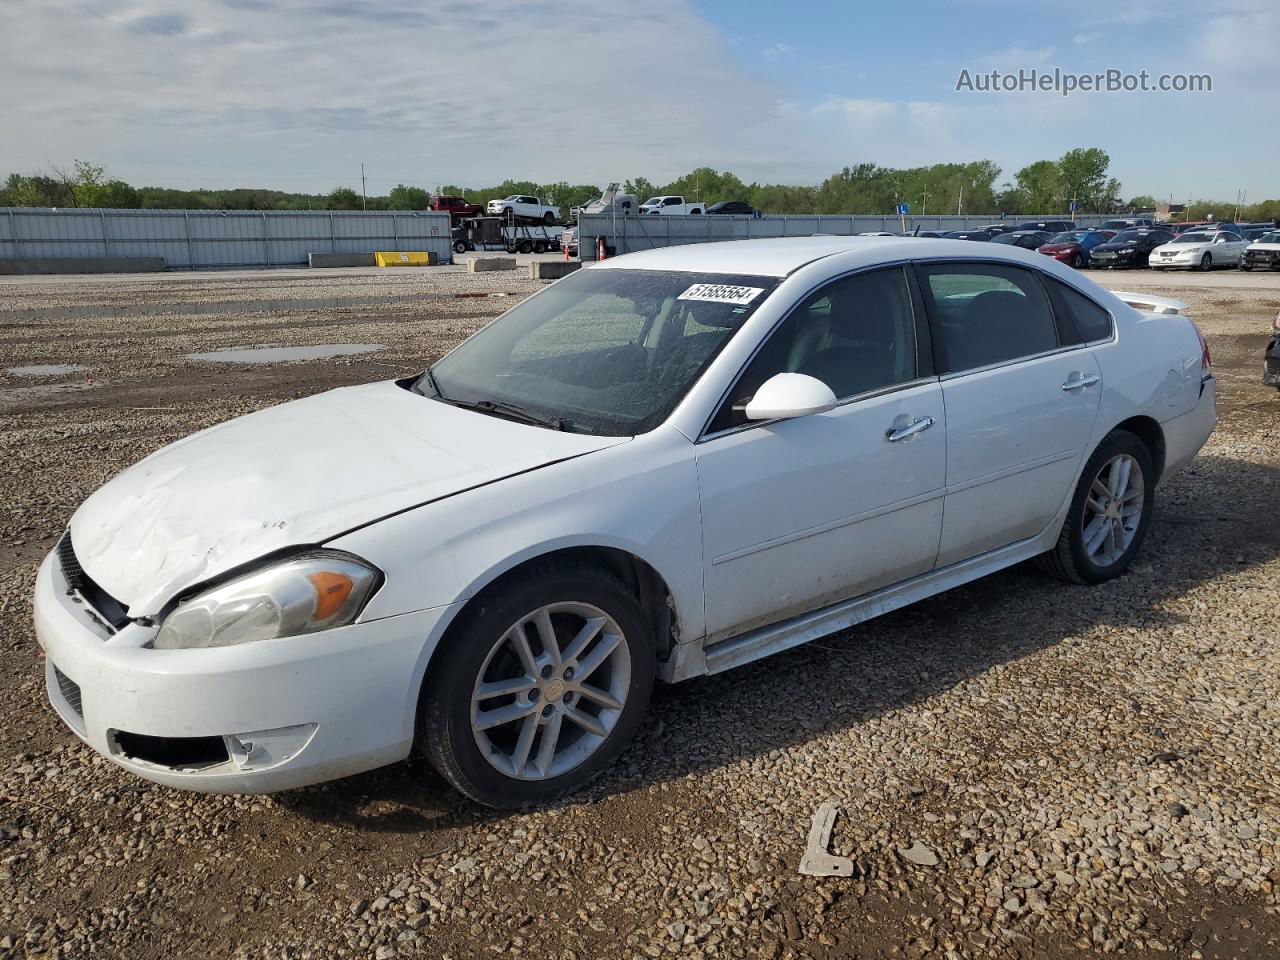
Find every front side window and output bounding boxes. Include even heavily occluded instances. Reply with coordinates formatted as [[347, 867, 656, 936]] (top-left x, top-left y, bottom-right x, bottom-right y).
[[427, 269, 778, 436], [920, 263, 1059, 372], [708, 267, 918, 433]]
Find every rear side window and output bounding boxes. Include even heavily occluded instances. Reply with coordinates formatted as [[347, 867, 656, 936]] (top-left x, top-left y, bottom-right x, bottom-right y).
[[1047, 279, 1114, 343], [919, 263, 1058, 372]]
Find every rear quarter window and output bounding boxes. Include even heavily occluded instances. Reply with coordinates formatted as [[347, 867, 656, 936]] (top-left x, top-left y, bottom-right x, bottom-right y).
[[1047, 279, 1115, 344]]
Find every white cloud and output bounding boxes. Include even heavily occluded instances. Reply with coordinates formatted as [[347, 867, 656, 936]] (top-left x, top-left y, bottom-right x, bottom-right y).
[[762, 42, 796, 61], [977, 45, 1057, 66], [1072, 33, 1098, 45], [811, 96, 897, 125], [0, 0, 786, 189]]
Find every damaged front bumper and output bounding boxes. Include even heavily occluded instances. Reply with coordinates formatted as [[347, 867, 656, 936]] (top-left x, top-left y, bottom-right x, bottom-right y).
[[33, 550, 456, 793]]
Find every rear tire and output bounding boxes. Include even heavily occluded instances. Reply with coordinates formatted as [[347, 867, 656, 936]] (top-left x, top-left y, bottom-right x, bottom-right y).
[[419, 562, 655, 808], [1036, 430, 1155, 585], [543, 212, 556, 224]]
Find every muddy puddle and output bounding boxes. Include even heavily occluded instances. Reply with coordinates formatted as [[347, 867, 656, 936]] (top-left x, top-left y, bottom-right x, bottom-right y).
[[185, 343, 385, 364]]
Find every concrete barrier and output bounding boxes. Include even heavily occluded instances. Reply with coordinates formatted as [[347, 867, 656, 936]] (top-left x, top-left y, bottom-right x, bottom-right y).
[[467, 256, 517, 273], [0, 256, 166, 275], [374, 251, 436, 267], [529, 260, 582, 280], [308, 252, 376, 268]]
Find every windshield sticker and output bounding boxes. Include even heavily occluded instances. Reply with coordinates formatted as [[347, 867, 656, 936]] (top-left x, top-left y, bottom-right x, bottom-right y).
[[678, 283, 765, 305]]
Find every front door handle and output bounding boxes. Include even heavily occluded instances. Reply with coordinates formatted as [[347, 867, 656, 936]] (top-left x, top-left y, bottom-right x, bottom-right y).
[[886, 415, 935, 442], [1062, 372, 1100, 391]]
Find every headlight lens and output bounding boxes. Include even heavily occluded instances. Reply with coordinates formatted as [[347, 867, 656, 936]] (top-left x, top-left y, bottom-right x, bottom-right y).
[[152, 553, 380, 650]]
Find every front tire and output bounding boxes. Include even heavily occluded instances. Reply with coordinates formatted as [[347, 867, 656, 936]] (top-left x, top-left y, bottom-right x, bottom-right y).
[[419, 563, 655, 807], [1199, 252, 1212, 271], [543, 211, 556, 224], [1036, 430, 1155, 585], [1069, 252, 1083, 268]]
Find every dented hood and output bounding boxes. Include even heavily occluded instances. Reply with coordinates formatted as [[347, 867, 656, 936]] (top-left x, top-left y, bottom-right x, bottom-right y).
[[70, 381, 626, 614]]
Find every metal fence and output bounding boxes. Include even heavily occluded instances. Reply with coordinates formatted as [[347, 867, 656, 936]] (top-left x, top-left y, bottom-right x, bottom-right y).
[[578, 213, 1108, 259], [0, 208, 454, 269]]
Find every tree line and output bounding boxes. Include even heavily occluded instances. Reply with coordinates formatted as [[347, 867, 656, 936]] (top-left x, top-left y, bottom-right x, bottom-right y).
[[3, 152, 1276, 222]]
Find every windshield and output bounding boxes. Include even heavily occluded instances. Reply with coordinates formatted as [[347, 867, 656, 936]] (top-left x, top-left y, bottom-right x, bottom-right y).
[[425, 268, 779, 436], [1112, 229, 1149, 242], [642, 197, 663, 206], [1258, 231, 1280, 243], [1177, 231, 1214, 243], [989, 233, 1019, 244], [1048, 232, 1086, 244]]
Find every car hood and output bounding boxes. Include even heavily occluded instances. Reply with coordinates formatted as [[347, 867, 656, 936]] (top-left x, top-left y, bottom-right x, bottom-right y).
[[1247, 242, 1280, 251], [1160, 240, 1210, 249], [1093, 241, 1142, 252], [1039, 243, 1078, 253], [69, 381, 627, 614]]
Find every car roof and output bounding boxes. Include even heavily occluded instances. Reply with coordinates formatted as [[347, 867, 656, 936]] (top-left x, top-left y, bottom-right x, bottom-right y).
[[587, 235, 1070, 278]]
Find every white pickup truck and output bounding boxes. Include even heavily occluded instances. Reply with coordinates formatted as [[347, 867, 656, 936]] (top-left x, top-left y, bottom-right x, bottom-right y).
[[485, 195, 561, 224], [639, 195, 704, 215]]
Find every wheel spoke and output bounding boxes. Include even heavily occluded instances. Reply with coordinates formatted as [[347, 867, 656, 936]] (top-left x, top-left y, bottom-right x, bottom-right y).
[[533, 711, 563, 775], [510, 713, 540, 776], [507, 626, 538, 676], [533, 608, 561, 665], [564, 706, 608, 737], [574, 631, 621, 682], [1083, 515, 1109, 555], [1119, 486, 1143, 504], [561, 616, 606, 665], [1091, 478, 1111, 501], [475, 676, 537, 701], [1086, 495, 1106, 514], [474, 700, 538, 731], [576, 683, 623, 711]]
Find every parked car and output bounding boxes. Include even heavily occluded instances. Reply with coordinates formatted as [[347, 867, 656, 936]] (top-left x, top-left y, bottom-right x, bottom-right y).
[[35, 236, 1215, 806], [904, 230, 947, 238], [1037, 229, 1117, 268], [1014, 220, 1074, 234], [1089, 227, 1175, 269], [486, 195, 561, 224], [1239, 230, 1280, 271], [974, 224, 1012, 235], [639, 196, 704, 215], [858, 231, 898, 237], [1266, 307, 1280, 389], [431, 195, 484, 221], [1241, 223, 1277, 242], [706, 200, 756, 216], [991, 230, 1053, 250], [1098, 218, 1154, 231], [1149, 229, 1249, 271], [943, 229, 999, 241], [1170, 221, 1234, 236]]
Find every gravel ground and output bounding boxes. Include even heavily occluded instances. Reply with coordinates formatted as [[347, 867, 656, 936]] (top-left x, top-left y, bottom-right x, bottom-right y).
[[0, 265, 1277, 959]]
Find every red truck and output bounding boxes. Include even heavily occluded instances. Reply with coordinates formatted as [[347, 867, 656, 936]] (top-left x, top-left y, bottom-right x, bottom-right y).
[[431, 195, 483, 221]]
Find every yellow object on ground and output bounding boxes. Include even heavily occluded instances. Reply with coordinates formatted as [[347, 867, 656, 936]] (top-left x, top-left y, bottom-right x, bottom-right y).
[[374, 251, 436, 267]]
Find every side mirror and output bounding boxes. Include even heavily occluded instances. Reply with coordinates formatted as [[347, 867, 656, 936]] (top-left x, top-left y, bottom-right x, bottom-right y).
[[744, 373, 838, 421], [1215, 236, 1230, 244]]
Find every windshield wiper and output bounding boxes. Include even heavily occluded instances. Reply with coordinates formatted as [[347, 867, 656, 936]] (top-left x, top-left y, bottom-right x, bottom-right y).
[[444, 396, 572, 432]]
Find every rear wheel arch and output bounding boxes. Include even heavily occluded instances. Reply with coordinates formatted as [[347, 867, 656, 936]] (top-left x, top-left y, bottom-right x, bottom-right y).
[[1110, 415, 1166, 481]]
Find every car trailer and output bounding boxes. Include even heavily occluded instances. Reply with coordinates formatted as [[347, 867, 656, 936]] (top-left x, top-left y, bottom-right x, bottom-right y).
[[452, 217, 563, 255]]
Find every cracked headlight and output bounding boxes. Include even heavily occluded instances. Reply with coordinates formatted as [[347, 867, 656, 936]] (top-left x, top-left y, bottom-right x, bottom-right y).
[[152, 553, 381, 650]]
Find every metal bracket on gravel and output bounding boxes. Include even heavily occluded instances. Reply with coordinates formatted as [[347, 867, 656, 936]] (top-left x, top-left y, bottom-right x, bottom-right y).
[[798, 802, 855, 877]]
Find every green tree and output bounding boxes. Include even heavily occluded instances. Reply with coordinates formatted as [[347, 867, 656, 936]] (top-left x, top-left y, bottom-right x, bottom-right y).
[[1125, 195, 1157, 211], [326, 186, 362, 210], [1014, 160, 1064, 212], [387, 184, 431, 209], [1056, 147, 1119, 211]]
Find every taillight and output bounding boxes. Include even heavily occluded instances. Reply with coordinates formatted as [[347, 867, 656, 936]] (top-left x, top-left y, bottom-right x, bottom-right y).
[[1191, 320, 1211, 378]]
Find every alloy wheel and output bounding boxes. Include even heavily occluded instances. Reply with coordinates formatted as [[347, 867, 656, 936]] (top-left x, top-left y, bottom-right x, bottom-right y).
[[470, 602, 630, 781], [1082, 454, 1145, 567]]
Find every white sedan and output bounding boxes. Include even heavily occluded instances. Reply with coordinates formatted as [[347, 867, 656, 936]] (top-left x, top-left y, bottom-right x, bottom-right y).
[[34, 237, 1216, 807], [1149, 228, 1250, 270]]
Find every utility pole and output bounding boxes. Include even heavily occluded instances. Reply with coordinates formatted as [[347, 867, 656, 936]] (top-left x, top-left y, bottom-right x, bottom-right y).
[[921, 192, 928, 216], [360, 163, 367, 211], [956, 185, 963, 217]]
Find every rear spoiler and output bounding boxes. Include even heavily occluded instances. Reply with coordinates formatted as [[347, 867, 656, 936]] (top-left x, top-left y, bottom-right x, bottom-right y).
[[1113, 291, 1190, 315]]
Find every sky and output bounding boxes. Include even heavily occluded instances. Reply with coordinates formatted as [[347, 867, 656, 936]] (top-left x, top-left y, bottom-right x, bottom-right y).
[[0, 0, 1275, 201]]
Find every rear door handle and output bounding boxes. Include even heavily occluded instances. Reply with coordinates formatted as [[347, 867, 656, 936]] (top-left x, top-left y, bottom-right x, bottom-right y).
[[886, 415, 934, 442], [1062, 372, 1100, 391]]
